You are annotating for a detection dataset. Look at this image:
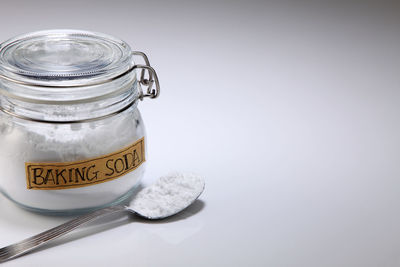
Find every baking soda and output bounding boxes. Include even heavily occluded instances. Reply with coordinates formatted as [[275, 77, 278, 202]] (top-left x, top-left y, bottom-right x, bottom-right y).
[[0, 108, 146, 212], [130, 172, 205, 218]]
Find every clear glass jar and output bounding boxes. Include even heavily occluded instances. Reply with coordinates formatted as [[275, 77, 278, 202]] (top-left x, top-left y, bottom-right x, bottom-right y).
[[0, 30, 160, 214]]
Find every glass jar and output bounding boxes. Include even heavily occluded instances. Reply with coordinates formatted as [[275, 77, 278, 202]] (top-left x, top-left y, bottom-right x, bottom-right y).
[[0, 30, 160, 214]]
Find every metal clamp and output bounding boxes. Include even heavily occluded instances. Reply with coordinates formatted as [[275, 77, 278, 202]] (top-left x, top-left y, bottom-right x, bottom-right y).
[[132, 51, 160, 100]]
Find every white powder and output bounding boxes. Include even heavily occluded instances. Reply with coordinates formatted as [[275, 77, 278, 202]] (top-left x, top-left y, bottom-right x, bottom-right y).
[[0, 108, 146, 212], [130, 172, 205, 219]]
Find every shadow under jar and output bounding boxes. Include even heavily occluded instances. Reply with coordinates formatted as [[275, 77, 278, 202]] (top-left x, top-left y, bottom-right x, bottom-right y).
[[0, 30, 160, 215]]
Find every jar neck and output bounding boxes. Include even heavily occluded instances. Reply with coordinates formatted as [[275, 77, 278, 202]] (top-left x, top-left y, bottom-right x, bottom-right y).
[[0, 72, 140, 123]]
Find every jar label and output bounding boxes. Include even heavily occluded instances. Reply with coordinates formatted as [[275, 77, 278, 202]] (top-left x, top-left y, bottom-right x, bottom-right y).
[[25, 137, 145, 190]]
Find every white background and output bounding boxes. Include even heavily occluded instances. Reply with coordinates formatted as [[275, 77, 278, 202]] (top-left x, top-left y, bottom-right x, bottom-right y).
[[1, 1, 400, 266]]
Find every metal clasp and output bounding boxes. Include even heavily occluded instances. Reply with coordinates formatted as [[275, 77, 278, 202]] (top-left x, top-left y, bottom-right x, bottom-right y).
[[132, 51, 160, 100]]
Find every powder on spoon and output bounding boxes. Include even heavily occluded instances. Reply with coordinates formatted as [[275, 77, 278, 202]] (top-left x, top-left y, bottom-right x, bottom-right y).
[[130, 172, 205, 219]]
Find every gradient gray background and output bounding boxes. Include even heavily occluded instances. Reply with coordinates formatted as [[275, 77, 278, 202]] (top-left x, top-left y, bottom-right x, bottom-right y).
[[0, 0, 400, 266]]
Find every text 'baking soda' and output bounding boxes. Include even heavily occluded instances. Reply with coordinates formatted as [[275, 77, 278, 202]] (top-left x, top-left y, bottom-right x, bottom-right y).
[[25, 138, 145, 190]]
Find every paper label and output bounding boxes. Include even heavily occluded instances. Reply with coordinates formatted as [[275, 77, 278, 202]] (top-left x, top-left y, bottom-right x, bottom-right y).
[[25, 137, 145, 190]]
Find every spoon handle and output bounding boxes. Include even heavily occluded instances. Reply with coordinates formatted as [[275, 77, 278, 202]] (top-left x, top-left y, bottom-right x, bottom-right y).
[[0, 205, 128, 263]]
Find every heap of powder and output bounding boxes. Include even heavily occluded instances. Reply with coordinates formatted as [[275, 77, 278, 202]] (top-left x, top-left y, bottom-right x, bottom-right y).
[[130, 172, 205, 219]]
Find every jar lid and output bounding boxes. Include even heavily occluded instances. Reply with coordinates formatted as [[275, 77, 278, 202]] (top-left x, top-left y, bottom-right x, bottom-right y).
[[0, 30, 160, 122], [0, 29, 133, 87]]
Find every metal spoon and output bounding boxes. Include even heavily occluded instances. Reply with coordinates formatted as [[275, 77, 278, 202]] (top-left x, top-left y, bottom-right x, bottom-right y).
[[0, 173, 205, 263]]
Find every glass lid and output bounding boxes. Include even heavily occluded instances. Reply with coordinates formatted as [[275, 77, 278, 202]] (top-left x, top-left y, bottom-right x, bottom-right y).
[[0, 29, 134, 87]]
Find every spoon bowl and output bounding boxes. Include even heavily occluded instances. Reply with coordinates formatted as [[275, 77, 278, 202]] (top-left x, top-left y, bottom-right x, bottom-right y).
[[128, 172, 205, 219]]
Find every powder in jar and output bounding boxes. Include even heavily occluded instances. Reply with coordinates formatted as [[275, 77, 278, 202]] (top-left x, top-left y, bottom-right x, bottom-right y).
[[0, 107, 146, 212]]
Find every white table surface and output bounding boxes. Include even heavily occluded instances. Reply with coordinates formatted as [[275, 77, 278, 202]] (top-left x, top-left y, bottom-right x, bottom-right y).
[[1, 1, 400, 266]]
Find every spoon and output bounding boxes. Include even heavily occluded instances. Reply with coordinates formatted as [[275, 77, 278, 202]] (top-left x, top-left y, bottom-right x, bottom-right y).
[[0, 172, 205, 263]]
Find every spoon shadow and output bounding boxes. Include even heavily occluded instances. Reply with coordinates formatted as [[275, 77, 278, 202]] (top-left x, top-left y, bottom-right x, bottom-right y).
[[30, 199, 205, 256]]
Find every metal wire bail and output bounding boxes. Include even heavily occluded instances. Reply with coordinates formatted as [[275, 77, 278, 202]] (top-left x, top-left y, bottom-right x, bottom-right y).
[[131, 51, 160, 100]]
